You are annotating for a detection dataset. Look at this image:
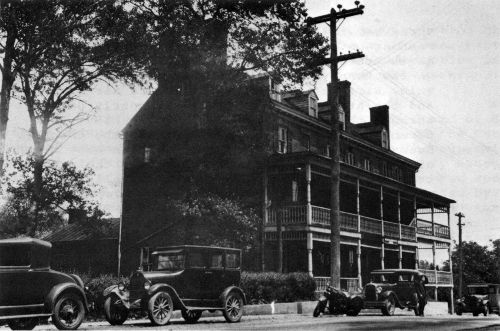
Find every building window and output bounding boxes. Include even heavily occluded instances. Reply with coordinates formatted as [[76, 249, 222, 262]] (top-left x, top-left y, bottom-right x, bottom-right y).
[[278, 127, 287, 153], [308, 94, 318, 118], [393, 166, 401, 181], [144, 147, 152, 163], [347, 152, 355, 165], [325, 144, 331, 157], [349, 249, 354, 265], [339, 108, 346, 130], [381, 129, 389, 149], [382, 162, 388, 176], [292, 180, 298, 202], [303, 134, 311, 151], [364, 158, 371, 171]]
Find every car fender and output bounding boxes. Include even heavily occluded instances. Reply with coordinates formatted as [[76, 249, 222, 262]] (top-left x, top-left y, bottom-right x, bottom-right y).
[[147, 283, 184, 310], [102, 285, 130, 309], [380, 290, 401, 307], [45, 282, 89, 313], [220, 286, 247, 305]]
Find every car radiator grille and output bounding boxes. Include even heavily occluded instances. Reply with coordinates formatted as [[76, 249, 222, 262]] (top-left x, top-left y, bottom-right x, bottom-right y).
[[365, 285, 377, 301], [129, 275, 145, 301]]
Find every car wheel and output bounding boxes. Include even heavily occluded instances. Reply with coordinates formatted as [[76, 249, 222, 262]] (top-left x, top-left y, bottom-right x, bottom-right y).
[[483, 305, 488, 316], [473, 311, 479, 317], [456, 305, 463, 315], [104, 296, 128, 325], [182, 309, 202, 323], [381, 295, 395, 316], [52, 293, 85, 330], [223, 292, 244, 323], [147, 291, 173, 326], [313, 301, 325, 317], [7, 318, 38, 330]]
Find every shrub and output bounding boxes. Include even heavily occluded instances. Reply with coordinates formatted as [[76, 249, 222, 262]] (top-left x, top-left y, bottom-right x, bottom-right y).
[[80, 274, 129, 320], [240, 272, 316, 304]]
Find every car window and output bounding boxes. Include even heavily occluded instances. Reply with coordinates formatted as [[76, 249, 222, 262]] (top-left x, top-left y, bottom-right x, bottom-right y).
[[469, 287, 488, 295], [188, 251, 206, 268], [489, 287, 496, 294], [156, 253, 185, 271], [399, 274, 413, 281], [0, 245, 31, 267], [226, 253, 240, 269], [210, 253, 224, 268], [372, 274, 397, 283]]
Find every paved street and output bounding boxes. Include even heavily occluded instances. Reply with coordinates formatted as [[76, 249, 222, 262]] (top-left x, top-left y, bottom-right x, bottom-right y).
[[14, 313, 500, 331]]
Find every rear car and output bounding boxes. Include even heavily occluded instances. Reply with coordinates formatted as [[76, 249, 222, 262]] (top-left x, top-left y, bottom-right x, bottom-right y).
[[0, 238, 88, 330], [455, 284, 489, 316], [103, 245, 246, 326]]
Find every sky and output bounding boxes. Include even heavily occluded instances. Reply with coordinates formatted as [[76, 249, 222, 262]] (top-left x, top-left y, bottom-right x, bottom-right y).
[[5, 0, 500, 247]]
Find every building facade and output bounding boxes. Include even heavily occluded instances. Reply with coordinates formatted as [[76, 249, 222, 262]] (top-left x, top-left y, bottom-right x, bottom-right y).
[[121, 75, 454, 301]]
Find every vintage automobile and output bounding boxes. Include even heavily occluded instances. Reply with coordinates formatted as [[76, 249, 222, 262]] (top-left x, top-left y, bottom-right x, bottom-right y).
[[0, 237, 88, 330], [362, 269, 428, 316], [455, 284, 489, 316], [487, 284, 500, 315], [313, 284, 364, 317], [103, 245, 246, 326]]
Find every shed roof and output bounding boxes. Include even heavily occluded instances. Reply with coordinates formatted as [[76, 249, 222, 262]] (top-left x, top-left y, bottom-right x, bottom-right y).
[[43, 218, 120, 242]]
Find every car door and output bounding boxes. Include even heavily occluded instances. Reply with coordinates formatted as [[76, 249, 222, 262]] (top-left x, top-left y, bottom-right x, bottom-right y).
[[202, 250, 226, 302], [395, 273, 415, 304]]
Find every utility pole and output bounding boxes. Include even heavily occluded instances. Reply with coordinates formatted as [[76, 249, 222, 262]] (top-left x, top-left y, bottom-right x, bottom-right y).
[[456, 212, 465, 298], [307, 2, 365, 288]]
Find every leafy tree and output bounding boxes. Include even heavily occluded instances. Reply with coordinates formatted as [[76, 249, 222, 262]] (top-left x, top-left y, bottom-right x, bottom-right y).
[[0, 152, 106, 238]]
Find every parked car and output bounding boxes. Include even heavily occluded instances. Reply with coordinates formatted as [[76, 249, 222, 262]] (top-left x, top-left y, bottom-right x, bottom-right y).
[[455, 284, 489, 316], [0, 237, 88, 330], [487, 284, 500, 315], [313, 284, 363, 317], [362, 269, 428, 316], [103, 245, 246, 326]]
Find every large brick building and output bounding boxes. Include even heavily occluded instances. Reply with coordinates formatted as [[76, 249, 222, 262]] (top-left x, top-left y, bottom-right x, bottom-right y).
[[120, 74, 454, 301]]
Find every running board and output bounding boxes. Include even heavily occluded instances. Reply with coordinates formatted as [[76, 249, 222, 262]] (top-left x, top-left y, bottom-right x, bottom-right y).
[[184, 306, 223, 311], [0, 313, 52, 320]]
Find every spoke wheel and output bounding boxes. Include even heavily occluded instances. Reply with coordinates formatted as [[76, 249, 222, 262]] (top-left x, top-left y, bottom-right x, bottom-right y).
[[147, 291, 173, 326], [181, 309, 202, 323], [223, 292, 244, 323], [381, 295, 395, 316], [7, 318, 38, 330], [104, 296, 128, 325], [52, 293, 85, 330]]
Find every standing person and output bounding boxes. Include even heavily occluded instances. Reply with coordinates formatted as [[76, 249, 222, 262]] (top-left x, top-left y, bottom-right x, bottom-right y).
[[414, 274, 428, 316]]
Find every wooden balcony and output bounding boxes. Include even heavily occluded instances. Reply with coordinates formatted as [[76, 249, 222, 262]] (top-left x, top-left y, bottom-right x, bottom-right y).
[[268, 205, 418, 242], [419, 269, 453, 286], [415, 219, 450, 240]]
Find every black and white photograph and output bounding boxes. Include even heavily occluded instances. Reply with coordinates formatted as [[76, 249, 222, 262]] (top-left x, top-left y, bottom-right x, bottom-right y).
[[0, 0, 499, 330]]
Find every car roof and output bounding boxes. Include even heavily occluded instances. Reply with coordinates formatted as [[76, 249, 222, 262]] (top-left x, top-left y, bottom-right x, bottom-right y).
[[0, 237, 52, 248], [0, 237, 51, 269], [468, 283, 492, 287], [371, 269, 422, 274]]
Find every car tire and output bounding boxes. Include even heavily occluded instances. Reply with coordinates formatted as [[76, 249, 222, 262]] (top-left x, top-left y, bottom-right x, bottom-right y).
[[381, 295, 395, 316], [182, 309, 202, 323], [456, 305, 463, 315], [313, 301, 326, 317], [223, 291, 244, 323], [7, 318, 38, 330], [104, 296, 128, 325], [52, 293, 86, 330], [482, 305, 488, 316], [473, 311, 479, 317], [147, 291, 173, 326]]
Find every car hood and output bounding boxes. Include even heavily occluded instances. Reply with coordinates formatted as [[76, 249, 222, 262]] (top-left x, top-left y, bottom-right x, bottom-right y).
[[142, 270, 183, 283]]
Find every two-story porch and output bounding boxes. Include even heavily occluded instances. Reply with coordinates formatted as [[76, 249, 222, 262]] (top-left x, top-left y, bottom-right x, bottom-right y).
[[262, 152, 455, 297]]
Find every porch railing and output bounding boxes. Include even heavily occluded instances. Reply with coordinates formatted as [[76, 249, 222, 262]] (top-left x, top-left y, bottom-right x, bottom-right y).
[[269, 206, 460, 242], [314, 277, 360, 293], [418, 269, 453, 285], [416, 219, 450, 239]]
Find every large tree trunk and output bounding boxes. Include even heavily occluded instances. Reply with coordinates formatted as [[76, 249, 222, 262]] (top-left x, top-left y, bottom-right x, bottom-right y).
[[0, 27, 17, 179], [30, 144, 45, 236]]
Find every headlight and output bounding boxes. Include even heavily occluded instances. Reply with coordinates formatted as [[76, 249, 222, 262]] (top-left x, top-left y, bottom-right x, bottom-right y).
[[144, 281, 151, 291], [118, 282, 125, 291], [376, 286, 383, 294]]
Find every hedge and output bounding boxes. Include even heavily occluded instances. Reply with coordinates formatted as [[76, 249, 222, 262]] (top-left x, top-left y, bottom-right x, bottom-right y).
[[240, 272, 316, 304]]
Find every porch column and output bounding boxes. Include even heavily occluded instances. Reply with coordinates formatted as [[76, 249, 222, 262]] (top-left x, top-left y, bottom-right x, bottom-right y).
[[433, 241, 438, 299], [307, 233, 313, 277], [306, 163, 312, 226], [306, 163, 313, 276], [398, 245, 403, 269], [380, 186, 384, 269], [398, 191, 402, 240], [448, 241, 454, 314], [431, 202, 435, 236], [262, 168, 268, 271], [357, 240, 362, 286], [356, 178, 360, 232], [415, 246, 419, 270]]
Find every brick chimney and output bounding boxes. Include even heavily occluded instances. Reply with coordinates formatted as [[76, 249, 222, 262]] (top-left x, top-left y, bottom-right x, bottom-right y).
[[327, 80, 351, 124], [369, 105, 389, 132]]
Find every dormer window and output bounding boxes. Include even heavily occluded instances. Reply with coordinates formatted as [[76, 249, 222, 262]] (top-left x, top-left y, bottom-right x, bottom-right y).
[[308, 94, 318, 118], [381, 129, 389, 149], [339, 107, 346, 130]]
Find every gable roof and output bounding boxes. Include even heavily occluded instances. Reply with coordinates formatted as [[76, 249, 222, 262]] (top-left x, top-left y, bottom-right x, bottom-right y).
[[43, 218, 120, 242]]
